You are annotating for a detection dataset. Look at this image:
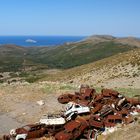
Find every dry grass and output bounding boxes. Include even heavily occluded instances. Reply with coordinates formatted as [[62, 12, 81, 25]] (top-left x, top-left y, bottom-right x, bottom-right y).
[[106, 122, 140, 140], [40, 49, 140, 86]]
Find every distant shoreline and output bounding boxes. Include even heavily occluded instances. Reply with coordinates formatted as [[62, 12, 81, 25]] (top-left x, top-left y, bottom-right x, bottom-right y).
[[0, 36, 86, 47]]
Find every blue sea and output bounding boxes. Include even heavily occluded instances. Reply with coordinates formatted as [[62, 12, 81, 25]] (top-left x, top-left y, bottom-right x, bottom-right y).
[[0, 36, 86, 47]]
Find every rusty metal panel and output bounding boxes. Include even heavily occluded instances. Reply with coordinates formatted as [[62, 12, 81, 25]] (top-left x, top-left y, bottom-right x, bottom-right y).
[[127, 98, 140, 106], [104, 115, 123, 127], [91, 103, 103, 114], [100, 105, 114, 118], [101, 89, 119, 97], [55, 130, 73, 140], [123, 115, 133, 124], [55, 117, 88, 140], [64, 120, 80, 132], [94, 94, 104, 103], [83, 88, 96, 98], [79, 84, 90, 94], [89, 119, 104, 128], [58, 94, 74, 104]]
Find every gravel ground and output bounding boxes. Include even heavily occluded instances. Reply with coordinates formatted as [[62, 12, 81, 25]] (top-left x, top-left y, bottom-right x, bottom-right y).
[[0, 82, 68, 135], [0, 114, 22, 134]]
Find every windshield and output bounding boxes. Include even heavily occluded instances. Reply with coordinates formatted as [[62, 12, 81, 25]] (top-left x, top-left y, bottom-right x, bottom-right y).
[[65, 103, 73, 111]]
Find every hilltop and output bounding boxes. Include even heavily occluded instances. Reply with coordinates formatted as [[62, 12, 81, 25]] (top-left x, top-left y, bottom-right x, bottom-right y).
[[85, 35, 140, 47]]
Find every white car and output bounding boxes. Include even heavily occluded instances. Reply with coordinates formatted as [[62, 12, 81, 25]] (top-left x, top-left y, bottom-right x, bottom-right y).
[[64, 102, 90, 121], [39, 114, 66, 125]]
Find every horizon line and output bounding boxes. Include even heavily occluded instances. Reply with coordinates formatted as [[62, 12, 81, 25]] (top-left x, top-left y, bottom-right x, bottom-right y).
[[0, 34, 140, 38], [0, 35, 87, 37]]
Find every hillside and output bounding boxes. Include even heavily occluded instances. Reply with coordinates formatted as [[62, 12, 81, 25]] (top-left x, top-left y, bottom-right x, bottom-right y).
[[0, 45, 48, 72], [0, 35, 139, 72], [28, 40, 134, 69], [42, 48, 140, 88], [0, 44, 27, 72]]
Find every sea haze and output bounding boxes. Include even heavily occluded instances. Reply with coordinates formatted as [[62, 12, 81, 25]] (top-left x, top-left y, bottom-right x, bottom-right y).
[[0, 36, 85, 47]]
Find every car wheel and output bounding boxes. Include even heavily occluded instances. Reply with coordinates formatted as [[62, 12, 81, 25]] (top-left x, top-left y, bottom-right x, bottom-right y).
[[71, 112, 78, 120]]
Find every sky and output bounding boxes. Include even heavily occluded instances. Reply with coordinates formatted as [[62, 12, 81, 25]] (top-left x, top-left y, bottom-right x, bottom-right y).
[[0, 0, 140, 37]]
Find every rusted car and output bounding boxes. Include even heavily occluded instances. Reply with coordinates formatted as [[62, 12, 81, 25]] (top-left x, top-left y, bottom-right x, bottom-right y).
[[80, 88, 95, 101], [58, 94, 75, 104], [101, 89, 119, 98], [58, 86, 96, 105], [116, 109, 129, 117], [94, 94, 104, 103], [72, 88, 95, 106], [127, 98, 140, 106], [89, 115, 104, 128], [8, 124, 47, 140], [91, 103, 103, 114], [99, 105, 115, 118], [104, 115, 122, 127], [39, 114, 66, 136], [55, 117, 88, 140]]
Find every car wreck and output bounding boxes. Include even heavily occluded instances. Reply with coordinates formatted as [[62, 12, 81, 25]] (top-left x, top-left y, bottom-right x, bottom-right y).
[[39, 114, 66, 126], [64, 102, 90, 121], [3, 124, 47, 140], [55, 117, 89, 140]]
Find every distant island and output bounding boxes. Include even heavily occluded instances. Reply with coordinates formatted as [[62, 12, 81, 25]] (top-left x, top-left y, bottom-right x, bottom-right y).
[[0, 36, 85, 46], [25, 39, 37, 43]]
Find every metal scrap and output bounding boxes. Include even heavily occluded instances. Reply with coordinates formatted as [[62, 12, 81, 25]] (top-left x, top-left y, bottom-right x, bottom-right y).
[[2, 86, 140, 140]]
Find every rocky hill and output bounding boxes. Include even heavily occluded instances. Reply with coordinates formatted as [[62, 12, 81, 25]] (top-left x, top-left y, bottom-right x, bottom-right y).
[[43, 48, 140, 89]]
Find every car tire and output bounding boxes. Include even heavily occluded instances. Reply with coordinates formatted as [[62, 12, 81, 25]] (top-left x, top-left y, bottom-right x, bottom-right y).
[[71, 112, 78, 120]]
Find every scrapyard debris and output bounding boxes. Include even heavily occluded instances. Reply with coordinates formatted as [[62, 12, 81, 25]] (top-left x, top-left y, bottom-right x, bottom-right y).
[[2, 86, 140, 140], [58, 85, 95, 105]]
